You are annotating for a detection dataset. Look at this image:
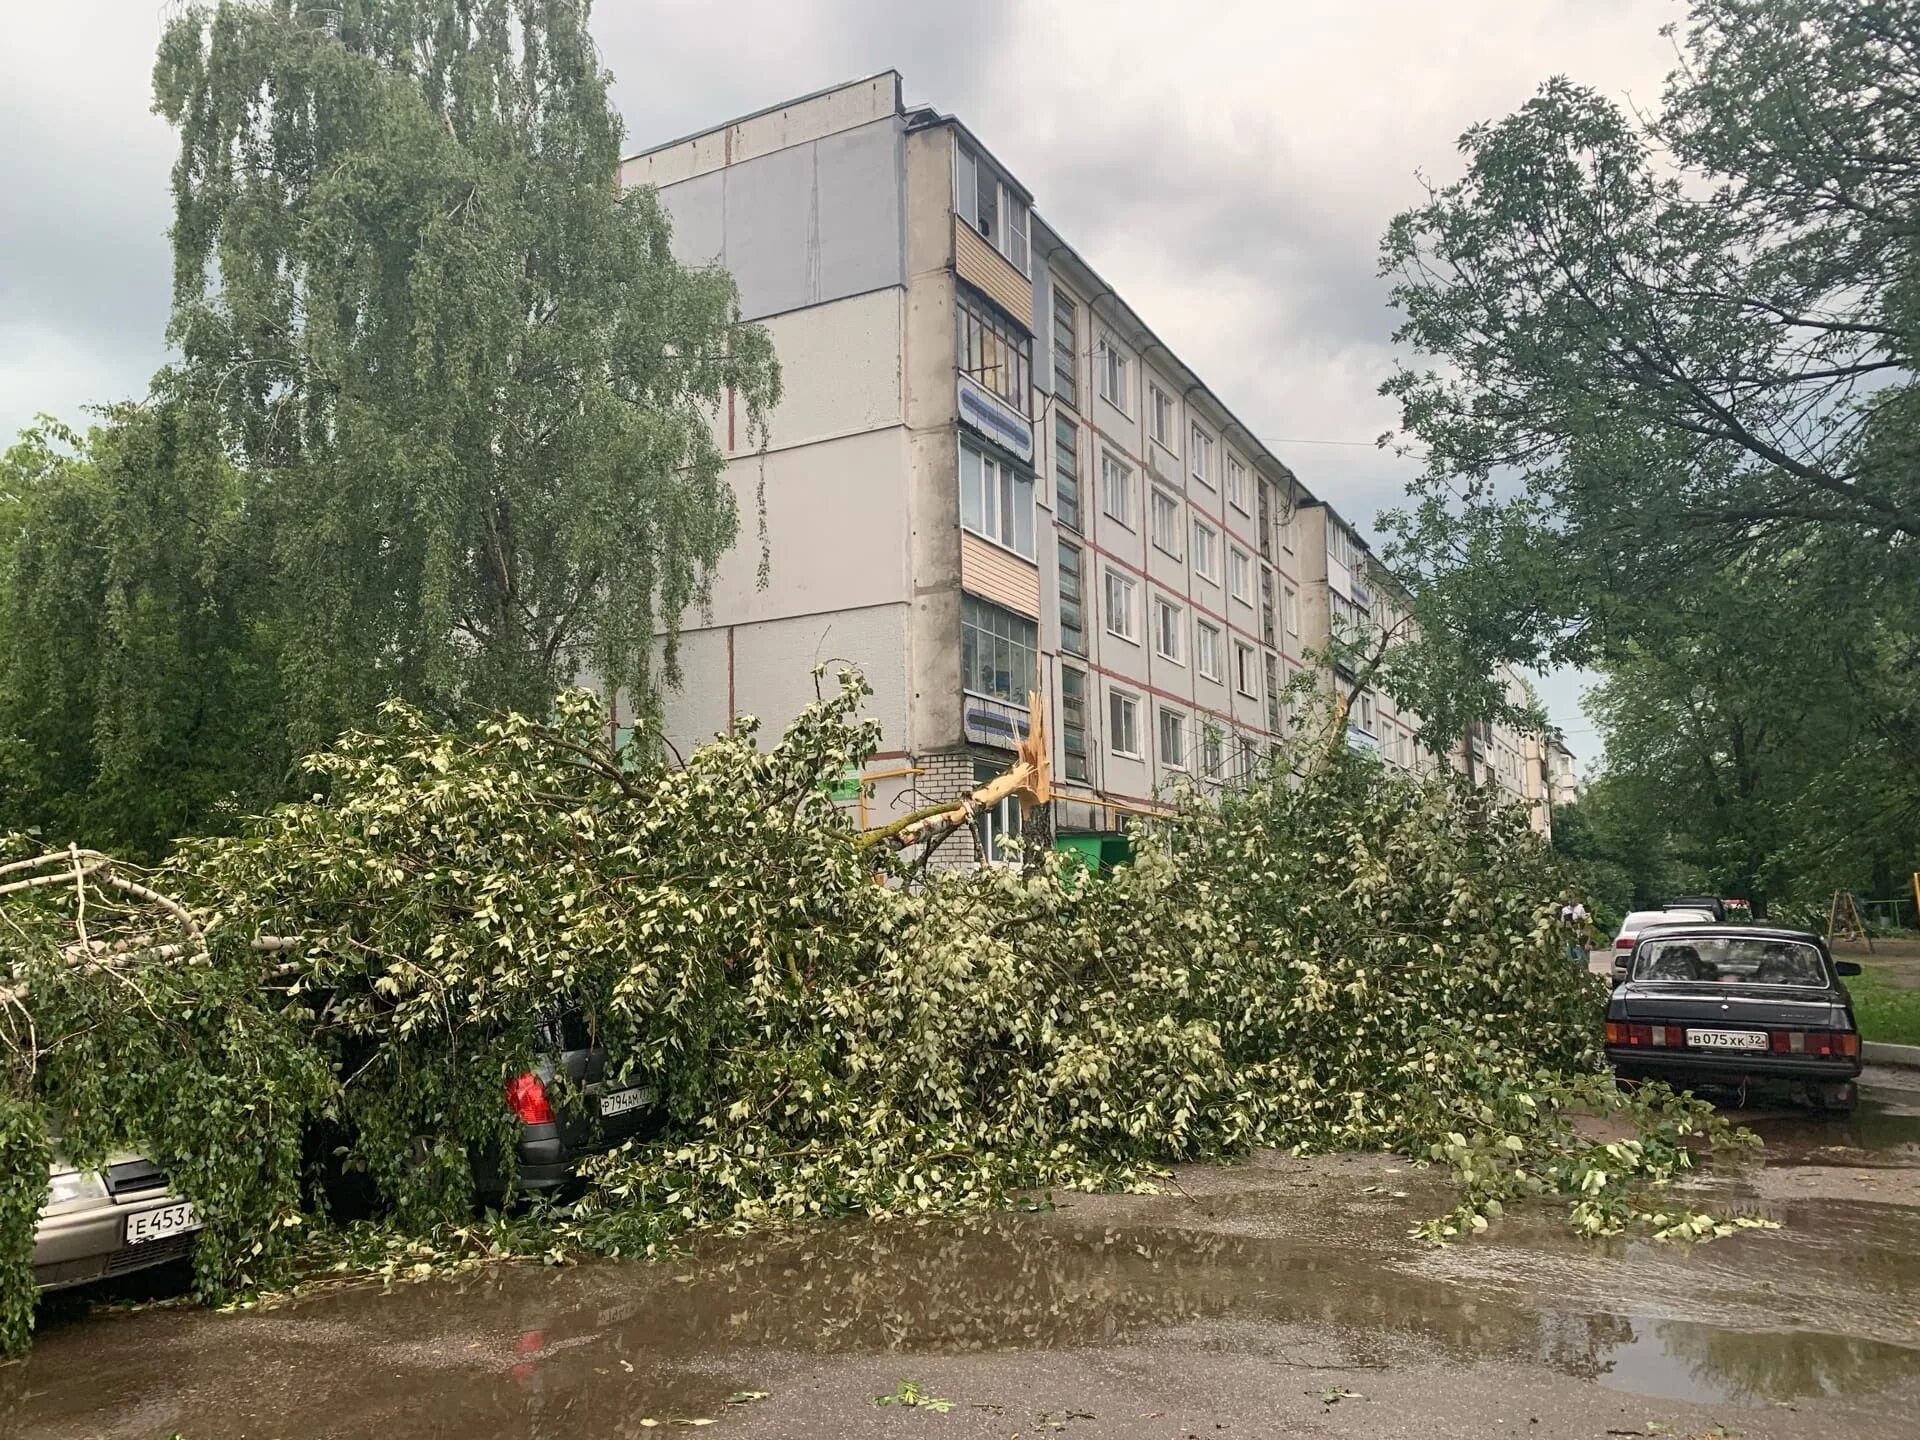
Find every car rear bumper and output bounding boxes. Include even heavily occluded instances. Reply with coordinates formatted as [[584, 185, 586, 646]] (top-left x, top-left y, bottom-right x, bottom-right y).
[[1607, 1048, 1862, 1086], [33, 1196, 199, 1291]]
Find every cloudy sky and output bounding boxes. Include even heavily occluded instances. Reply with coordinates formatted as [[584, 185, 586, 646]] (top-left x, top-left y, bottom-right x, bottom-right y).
[[1, 0, 1687, 764]]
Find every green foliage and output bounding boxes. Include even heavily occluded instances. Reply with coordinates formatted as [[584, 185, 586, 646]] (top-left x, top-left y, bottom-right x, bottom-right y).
[[1378, 0, 1920, 909], [0, 409, 288, 861], [152, 0, 780, 739], [1846, 965, 1920, 1046], [2, 675, 1761, 1353]]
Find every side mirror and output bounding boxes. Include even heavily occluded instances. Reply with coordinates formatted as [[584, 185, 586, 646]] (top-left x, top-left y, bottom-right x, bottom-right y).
[[1835, 960, 1862, 977]]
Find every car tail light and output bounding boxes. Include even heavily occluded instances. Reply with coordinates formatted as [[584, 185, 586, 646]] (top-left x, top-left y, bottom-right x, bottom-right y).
[[505, 1072, 554, 1124], [1607, 1022, 1655, 1047], [1766, 1031, 1860, 1058], [1614, 935, 1634, 949]]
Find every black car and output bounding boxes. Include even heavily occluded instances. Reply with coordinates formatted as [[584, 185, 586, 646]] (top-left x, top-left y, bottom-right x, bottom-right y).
[[1605, 925, 1863, 1110], [476, 1010, 667, 1199]]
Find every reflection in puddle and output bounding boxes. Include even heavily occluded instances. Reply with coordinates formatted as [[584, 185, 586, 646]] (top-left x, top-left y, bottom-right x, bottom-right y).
[[1590, 1317, 1920, 1404]]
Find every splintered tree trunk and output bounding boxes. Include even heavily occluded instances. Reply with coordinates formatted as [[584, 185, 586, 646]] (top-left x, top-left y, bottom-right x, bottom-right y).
[[1023, 801, 1053, 874]]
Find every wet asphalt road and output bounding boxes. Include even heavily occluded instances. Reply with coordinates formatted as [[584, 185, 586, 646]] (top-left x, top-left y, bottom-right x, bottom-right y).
[[5, 1072, 1919, 1440]]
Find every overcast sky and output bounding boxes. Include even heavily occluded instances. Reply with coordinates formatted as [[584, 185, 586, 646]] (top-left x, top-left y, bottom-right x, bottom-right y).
[[0, 0, 1687, 766]]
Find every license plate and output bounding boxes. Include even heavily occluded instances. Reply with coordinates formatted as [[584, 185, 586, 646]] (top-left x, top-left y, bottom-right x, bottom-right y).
[[1686, 1028, 1768, 1051], [599, 1085, 656, 1118], [126, 1201, 198, 1245]]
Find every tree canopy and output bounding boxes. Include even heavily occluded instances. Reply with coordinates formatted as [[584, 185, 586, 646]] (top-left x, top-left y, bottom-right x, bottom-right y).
[[1379, 0, 1920, 907]]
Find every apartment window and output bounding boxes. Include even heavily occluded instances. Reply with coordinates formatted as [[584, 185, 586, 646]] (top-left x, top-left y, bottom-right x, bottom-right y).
[[1356, 692, 1376, 734], [1149, 385, 1175, 447], [1190, 424, 1214, 487], [1149, 488, 1183, 558], [956, 288, 1033, 414], [1097, 334, 1130, 414], [1259, 566, 1277, 647], [1228, 546, 1253, 604], [1100, 452, 1134, 529], [960, 443, 1035, 558], [1195, 620, 1223, 682], [1203, 727, 1225, 780], [961, 595, 1039, 705], [1153, 595, 1183, 664], [1054, 413, 1081, 533], [1235, 641, 1259, 698], [956, 143, 1029, 275], [1257, 478, 1274, 558], [1058, 541, 1087, 657], [1052, 289, 1078, 409], [1104, 569, 1138, 642], [1226, 456, 1249, 512], [974, 760, 1024, 863], [1191, 519, 1219, 581], [1283, 584, 1299, 637], [1158, 708, 1187, 771], [1265, 654, 1282, 734], [1109, 688, 1141, 758], [1061, 665, 1091, 782]]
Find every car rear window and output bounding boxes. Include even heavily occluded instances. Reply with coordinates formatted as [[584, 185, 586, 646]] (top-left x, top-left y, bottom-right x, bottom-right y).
[[1621, 910, 1711, 932], [1633, 936, 1827, 987]]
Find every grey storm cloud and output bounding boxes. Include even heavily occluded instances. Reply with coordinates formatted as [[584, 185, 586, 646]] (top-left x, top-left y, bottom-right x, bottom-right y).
[[1, 0, 1680, 756]]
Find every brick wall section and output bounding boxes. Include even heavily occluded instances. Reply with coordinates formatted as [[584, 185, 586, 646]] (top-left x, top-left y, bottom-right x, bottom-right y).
[[910, 750, 984, 871]]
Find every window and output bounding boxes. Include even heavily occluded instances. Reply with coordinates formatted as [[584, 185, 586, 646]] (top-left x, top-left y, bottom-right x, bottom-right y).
[[1054, 413, 1081, 533], [1109, 688, 1141, 757], [1226, 457, 1249, 511], [960, 444, 1035, 558], [1153, 595, 1183, 663], [1104, 568, 1137, 642], [1259, 566, 1277, 647], [1149, 385, 1175, 446], [974, 759, 1024, 863], [957, 288, 1032, 415], [1195, 620, 1223, 682], [1097, 334, 1130, 413], [1355, 692, 1375, 734], [1265, 654, 1282, 733], [961, 595, 1039, 705], [1061, 666, 1091, 782], [956, 143, 1029, 275], [1158, 708, 1187, 770], [1052, 289, 1078, 409], [1203, 727, 1225, 779], [1190, 424, 1214, 487], [1228, 547, 1253, 603], [1191, 519, 1219, 581], [1235, 641, 1259, 697], [1058, 541, 1087, 657], [1149, 488, 1183, 558], [1100, 452, 1134, 529], [1283, 584, 1299, 637], [1257, 478, 1273, 558]]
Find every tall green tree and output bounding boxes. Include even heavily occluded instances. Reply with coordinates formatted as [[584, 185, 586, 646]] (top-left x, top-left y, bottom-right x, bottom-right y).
[[1377, 0, 1920, 900], [152, 0, 779, 746]]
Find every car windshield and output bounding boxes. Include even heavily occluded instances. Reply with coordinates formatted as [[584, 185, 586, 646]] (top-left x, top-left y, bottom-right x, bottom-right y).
[[1632, 936, 1827, 987]]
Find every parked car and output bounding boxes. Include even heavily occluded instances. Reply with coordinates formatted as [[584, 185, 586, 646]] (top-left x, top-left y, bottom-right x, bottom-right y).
[[474, 1010, 667, 1199], [34, 1151, 200, 1291], [1609, 908, 1716, 976], [1605, 925, 1863, 1110], [1667, 895, 1728, 922]]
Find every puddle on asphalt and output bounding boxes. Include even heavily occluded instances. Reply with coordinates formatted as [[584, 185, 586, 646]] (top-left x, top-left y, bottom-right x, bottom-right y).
[[1737, 1091, 1920, 1166]]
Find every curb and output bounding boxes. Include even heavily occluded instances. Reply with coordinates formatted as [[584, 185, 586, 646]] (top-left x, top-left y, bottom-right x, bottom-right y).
[[1863, 1041, 1920, 1070]]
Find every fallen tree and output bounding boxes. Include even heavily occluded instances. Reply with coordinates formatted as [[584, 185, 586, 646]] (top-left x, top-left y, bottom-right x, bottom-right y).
[[0, 671, 1758, 1353]]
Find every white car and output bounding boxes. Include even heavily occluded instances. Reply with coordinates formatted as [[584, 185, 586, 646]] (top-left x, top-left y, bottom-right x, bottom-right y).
[[34, 1151, 201, 1291], [1609, 908, 1715, 978]]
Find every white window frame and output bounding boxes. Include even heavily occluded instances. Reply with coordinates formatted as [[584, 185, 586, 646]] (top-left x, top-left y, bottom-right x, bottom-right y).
[[1109, 688, 1142, 758], [1190, 423, 1214, 487], [1100, 451, 1134, 529], [1228, 546, 1253, 604], [1097, 334, 1131, 415], [1158, 707, 1187, 771], [1104, 568, 1138, 643], [1283, 584, 1299, 637], [959, 443, 1035, 560], [1149, 384, 1175, 447], [1195, 620, 1223, 682], [1153, 594, 1184, 664], [1235, 641, 1259, 698], [1226, 457, 1249, 512], [1191, 519, 1219, 582], [1203, 726, 1225, 779], [1149, 487, 1183, 559]]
